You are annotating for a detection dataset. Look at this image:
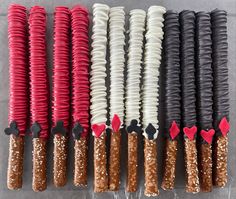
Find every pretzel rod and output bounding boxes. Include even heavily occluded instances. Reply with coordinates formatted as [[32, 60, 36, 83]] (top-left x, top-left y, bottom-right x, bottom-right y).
[[94, 133, 108, 192], [184, 138, 199, 193], [32, 138, 47, 191], [7, 135, 24, 190], [126, 133, 138, 192], [109, 131, 121, 190], [74, 137, 88, 186], [213, 135, 228, 187], [53, 135, 67, 187], [144, 139, 158, 196], [161, 139, 178, 190], [199, 143, 213, 192]]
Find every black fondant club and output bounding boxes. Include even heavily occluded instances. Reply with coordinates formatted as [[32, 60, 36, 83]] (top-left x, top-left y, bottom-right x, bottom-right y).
[[127, 119, 142, 134], [4, 121, 19, 136], [31, 122, 41, 138], [72, 122, 84, 140], [51, 120, 67, 136]]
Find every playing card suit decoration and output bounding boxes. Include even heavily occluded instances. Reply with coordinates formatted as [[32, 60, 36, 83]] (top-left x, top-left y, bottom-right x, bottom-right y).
[[92, 123, 106, 138], [145, 123, 156, 140], [200, 129, 215, 144], [72, 122, 84, 140], [169, 121, 180, 140], [219, 117, 230, 137], [51, 120, 67, 136], [111, 114, 121, 133], [31, 122, 41, 138], [183, 125, 197, 141], [127, 119, 142, 134], [4, 121, 19, 136]]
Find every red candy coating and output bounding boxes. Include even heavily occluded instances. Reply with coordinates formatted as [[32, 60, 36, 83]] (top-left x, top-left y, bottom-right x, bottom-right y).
[[8, 4, 28, 136], [71, 5, 90, 137], [200, 129, 215, 144], [52, 7, 71, 132], [219, 117, 230, 137], [29, 6, 49, 139]]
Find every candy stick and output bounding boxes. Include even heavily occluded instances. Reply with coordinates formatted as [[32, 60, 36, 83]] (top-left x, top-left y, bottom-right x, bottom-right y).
[[108, 6, 125, 191], [211, 9, 229, 188], [125, 9, 146, 192], [142, 6, 166, 196], [161, 11, 181, 190], [5, 4, 28, 190], [196, 12, 214, 192], [90, 3, 110, 192], [29, 6, 49, 192], [51, 7, 71, 187], [179, 10, 200, 193], [71, 5, 90, 187]]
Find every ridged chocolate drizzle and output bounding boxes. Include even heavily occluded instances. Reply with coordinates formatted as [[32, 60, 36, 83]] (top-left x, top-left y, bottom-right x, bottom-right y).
[[211, 10, 229, 136], [180, 10, 196, 128], [196, 12, 213, 131], [163, 11, 181, 138]]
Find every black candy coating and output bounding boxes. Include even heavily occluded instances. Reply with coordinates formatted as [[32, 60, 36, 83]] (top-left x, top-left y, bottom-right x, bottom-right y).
[[180, 10, 197, 128], [196, 12, 213, 131], [163, 11, 181, 136], [211, 9, 229, 136]]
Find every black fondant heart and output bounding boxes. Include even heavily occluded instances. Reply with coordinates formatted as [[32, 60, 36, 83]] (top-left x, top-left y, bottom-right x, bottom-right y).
[[4, 121, 19, 136], [145, 123, 156, 140], [51, 120, 67, 136], [72, 122, 84, 140], [127, 119, 142, 134], [31, 122, 41, 138]]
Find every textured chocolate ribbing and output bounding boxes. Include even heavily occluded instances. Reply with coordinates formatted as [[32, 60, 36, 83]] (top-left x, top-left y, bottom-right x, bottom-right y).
[[180, 10, 200, 193], [211, 9, 229, 187], [196, 12, 213, 192], [163, 11, 181, 136]]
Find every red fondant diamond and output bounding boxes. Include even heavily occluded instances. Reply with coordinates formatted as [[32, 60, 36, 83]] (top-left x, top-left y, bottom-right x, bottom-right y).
[[183, 125, 197, 141], [200, 129, 215, 144], [169, 121, 180, 140], [92, 123, 106, 138], [219, 117, 230, 137], [111, 114, 121, 133]]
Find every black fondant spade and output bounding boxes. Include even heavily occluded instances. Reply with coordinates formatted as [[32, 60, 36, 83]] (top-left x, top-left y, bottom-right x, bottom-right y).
[[72, 122, 84, 140], [4, 121, 19, 136], [51, 120, 67, 136], [145, 123, 156, 140], [31, 122, 41, 138], [127, 119, 142, 134]]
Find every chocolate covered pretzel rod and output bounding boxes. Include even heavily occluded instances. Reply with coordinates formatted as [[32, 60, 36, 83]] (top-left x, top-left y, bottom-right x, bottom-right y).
[[142, 6, 166, 196], [90, 3, 110, 192], [108, 6, 125, 191], [125, 9, 146, 192], [51, 7, 71, 187], [161, 11, 181, 190], [29, 6, 49, 192], [5, 4, 28, 190], [211, 10, 229, 188], [71, 5, 90, 187], [179, 10, 200, 193], [196, 12, 214, 192]]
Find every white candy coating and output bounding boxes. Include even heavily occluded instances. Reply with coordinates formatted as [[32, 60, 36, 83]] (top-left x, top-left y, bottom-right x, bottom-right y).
[[125, 9, 146, 126], [142, 6, 166, 140], [109, 7, 125, 125], [90, 3, 110, 125]]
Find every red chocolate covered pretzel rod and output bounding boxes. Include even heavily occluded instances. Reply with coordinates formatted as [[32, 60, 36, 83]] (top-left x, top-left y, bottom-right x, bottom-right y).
[[51, 7, 71, 187], [71, 5, 90, 187], [29, 6, 49, 192], [5, 4, 28, 190]]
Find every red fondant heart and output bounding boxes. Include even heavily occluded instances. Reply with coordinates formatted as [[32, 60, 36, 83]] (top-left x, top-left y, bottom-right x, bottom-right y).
[[169, 121, 180, 140], [219, 117, 230, 137], [183, 126, 197, 141], [92, 123, 106, 138], [200, 129, 215, 144], [111, 114, 121, 133]]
